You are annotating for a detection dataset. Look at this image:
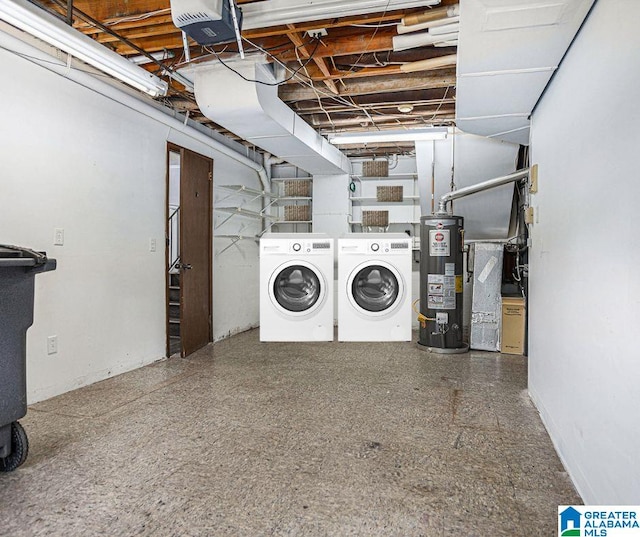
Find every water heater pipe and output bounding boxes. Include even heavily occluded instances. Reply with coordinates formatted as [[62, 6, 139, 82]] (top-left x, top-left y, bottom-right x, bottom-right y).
[[437, 168, 530, 214]]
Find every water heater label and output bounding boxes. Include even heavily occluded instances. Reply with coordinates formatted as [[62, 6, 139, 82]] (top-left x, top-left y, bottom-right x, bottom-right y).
[[429, 229, 450, 256], [427, 273, 456, 310]]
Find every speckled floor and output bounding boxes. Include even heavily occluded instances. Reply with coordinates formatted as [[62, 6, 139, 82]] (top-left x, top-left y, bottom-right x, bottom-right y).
[[1, 329, 580, 536]]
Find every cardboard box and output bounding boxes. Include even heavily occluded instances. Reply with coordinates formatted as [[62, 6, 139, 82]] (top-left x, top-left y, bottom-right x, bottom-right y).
[[501, 296, 526, 355]]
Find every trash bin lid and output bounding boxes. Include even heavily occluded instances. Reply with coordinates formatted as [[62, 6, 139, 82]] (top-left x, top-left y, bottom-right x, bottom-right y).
[[0, 245, 56, 271]]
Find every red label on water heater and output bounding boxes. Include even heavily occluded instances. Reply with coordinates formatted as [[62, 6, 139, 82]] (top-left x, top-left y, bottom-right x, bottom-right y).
[[429, 229, 450, 257]]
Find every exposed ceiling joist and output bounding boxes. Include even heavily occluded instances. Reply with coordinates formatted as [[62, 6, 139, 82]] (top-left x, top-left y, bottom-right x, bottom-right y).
[[34, 0, 460, 157], [285, 25, 339, 94], [279, 69, 457, 101]]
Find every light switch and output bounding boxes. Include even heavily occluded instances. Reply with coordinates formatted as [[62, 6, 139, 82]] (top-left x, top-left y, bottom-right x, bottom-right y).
[[47, 335, 58, 355], [54, 228, 64, 246]]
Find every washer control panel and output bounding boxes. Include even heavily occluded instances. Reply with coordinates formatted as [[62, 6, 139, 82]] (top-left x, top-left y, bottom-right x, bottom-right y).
[[288, 239, 332, 254]]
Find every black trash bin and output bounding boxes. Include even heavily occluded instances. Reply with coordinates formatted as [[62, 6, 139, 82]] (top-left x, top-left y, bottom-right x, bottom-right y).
[[0, 245, 56, 472]]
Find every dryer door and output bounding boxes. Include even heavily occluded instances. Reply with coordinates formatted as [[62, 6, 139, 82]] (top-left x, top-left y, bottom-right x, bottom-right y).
[[349, 262, 403, 316], [270, 261, 326, 316]]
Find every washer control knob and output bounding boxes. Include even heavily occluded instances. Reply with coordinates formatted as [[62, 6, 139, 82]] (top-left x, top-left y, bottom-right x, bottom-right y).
[[371, 243, 380, 252], [292, 243, 301, 252]]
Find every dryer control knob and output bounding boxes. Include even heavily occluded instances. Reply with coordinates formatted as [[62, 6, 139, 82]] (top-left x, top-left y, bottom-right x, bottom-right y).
[[293, 243, 301, 252], [371, 243, 380, 252]]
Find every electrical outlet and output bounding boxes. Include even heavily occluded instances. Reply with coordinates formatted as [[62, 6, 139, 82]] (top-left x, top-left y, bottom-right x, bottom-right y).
[[54, 228, 64, 246], [47, 335, 58, 355], [305, 28, 328, 38], [149, 238, 157, 252]]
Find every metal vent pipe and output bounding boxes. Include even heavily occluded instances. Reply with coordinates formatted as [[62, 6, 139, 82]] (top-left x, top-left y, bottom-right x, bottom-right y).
[[437, 168, 530, 214]]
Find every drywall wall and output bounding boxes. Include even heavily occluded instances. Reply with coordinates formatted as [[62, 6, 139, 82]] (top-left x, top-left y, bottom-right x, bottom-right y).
[[529, 0, 640, 503], [0, 28, 262, 402], [312, 173, 352, 238], [416, 132, 519, 240]]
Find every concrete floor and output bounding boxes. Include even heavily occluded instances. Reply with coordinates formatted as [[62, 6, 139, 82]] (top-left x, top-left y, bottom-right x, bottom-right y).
[[1, 329, 579, 536]]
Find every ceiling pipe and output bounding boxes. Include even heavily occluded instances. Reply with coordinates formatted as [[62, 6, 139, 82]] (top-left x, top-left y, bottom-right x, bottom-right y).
[[399, 53, 457, 73], [437, 168, 530, 214], [242, 0, 440, 30], [402, 4, 459, 27], [393, 31, 459, 52], [429, 22, 460, 36], [434, 40, 458, 47], [397, 15, 459, 35]]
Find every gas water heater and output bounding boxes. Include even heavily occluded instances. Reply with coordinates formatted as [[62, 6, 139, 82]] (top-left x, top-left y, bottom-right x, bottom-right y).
[[418, 215, 469, 353]]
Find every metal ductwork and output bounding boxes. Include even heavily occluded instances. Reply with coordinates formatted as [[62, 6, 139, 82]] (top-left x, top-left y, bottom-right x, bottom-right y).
[[455, 0, 595, 145], [183, 58, 349, 175]]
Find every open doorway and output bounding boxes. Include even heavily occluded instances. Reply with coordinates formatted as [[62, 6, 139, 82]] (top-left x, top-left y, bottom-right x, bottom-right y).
[[166, 144, 213, 357]]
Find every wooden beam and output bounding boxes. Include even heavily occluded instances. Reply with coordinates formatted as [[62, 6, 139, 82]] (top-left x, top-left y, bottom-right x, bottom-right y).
[[42, 0, 170, 21], [76, 7, 412, 41], [110, 34, 186, 54], [307, 108, 455, 127], [285, 58, 456, 83], [278, 27, 396, 62], [284, 62, 401, 82], [78, 14, 174, 35], [294, 99, 457, 114], [101, 26, 397, 58], [285, 25, 338, 94], [279, 69, 456, 101], [92, 22, 182, 44]]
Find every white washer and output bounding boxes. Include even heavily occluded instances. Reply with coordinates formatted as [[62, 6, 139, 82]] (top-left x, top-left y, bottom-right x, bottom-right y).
[[260, 233, 334, 342], [338, 234, 412, 342]]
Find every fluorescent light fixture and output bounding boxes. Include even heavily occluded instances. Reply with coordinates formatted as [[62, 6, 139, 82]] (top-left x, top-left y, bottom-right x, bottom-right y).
[[328, 128, 448, 145], [0, 0, 169, 97]]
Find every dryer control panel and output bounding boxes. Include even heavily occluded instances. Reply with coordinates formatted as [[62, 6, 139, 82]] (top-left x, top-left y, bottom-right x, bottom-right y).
[[340, 238, 411, 255]]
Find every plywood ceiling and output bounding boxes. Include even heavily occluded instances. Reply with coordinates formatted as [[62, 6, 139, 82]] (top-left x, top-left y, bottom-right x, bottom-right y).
[[38, 0, 458, 157]]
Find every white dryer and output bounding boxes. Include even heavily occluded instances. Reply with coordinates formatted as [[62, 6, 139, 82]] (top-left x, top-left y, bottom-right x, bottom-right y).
[[260, 234, 334, 342], [338, 234, 412, 342]]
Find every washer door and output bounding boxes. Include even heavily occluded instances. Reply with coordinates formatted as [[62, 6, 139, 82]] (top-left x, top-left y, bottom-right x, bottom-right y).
[[348, 262, 403, 316], [270, 261, 326, 317]]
